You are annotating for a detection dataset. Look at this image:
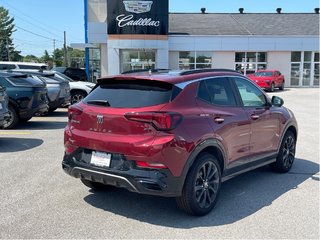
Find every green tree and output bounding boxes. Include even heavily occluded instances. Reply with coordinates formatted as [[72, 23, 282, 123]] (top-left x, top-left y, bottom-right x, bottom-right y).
[[52, 48, 64, 67], [0, 6, 18, 61], [23, 55, 39, 63]]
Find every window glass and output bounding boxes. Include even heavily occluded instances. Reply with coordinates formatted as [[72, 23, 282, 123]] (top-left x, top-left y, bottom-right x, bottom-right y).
[[290, 63, 300, 86], [304, 52, 312, 62], [314, 52, 319, 62], [195, 51, 212, 69], [235, 52, 267, 75], [234, 78, 266, 107], [0, 64, 16, 70], [235, 52, 246, 62], [179, 51, 212, 70], [84, 80, 174, 108], [291, 52, 301, 62], [198, 81, 211, 103], [314, 63, 319, 86], [199, 78, 236, 106], [121, 49, 156, 73]]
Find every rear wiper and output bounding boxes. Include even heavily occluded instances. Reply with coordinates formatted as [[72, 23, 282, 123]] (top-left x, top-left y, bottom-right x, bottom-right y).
[[86, 100, 110, 107]]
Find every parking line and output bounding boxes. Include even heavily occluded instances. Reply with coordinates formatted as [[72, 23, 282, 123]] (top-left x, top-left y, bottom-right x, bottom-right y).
[[0, 131, 31, 135]]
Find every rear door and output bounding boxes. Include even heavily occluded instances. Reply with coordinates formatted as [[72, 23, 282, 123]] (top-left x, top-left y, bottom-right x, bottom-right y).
[[196, 77, 251, 165]]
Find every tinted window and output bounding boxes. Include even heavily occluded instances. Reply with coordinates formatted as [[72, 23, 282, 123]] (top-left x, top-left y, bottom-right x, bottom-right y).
[[0, 64, 16, 70], [233, 78, 267, 107], [198, 78, 236, 106], [84, 80, 175, 108], [18, 65, 47, 70], [7, 76, 44, 86]]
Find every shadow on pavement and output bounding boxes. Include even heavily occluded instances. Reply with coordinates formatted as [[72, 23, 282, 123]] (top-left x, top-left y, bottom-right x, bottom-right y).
[[13, 121, 67, 130], [84, 158, 319, 228], [0, 137, 43, 152]]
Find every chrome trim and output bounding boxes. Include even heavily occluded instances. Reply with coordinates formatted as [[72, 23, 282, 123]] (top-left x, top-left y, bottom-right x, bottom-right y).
[[72, 167, 138, 191]]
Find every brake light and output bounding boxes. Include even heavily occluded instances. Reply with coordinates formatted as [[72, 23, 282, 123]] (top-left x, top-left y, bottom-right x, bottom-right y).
[[68, 105, 83, 123], [125, 112, 182, 131], [135, 161, 167, 169]]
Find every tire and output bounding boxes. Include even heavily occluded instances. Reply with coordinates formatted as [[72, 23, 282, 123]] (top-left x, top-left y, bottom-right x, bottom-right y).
[[71, 91, 87, 104], [48, 107, 58, 113], [269, 82, 275, 92], [279, 82, 285, 91], [80, 179, 108, 191], [2, 105, 19, 129], [20, 116, 32, 122], [176, 153, 221, 216], [270, 131, 296, 173]]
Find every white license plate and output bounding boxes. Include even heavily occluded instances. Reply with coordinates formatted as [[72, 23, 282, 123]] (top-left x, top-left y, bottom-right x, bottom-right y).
[[90, 151, 111, 167]]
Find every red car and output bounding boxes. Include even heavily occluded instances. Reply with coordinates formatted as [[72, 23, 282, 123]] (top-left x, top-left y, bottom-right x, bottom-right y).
[[248, 70, 285, 92], [62, 69, 298, 216]]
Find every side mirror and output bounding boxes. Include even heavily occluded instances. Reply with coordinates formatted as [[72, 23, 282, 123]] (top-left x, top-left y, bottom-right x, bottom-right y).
[[271, 96, 284, 107]]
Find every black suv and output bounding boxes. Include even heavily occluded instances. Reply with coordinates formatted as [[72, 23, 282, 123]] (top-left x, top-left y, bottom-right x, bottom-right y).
[[11, 70, 71, 112], [0, 84, 9, 128], [0, 72, 48, 129], [53, 67, 88, 82]]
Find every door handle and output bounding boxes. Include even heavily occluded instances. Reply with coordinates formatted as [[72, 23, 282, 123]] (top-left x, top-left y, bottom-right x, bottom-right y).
[[251, 114, 260, 120], [214, 117, 225, 124]]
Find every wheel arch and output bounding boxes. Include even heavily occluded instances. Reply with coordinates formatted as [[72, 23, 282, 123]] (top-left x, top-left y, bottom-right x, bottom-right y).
[[70, 89, 87, 95], [181, 139, 227, 184]]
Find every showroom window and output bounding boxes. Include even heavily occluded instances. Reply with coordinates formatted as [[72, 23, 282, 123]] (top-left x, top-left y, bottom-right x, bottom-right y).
[[235, 52, 267, 75], [179, 51, 212, 70], [121, 50, 156, 73], [290, 51, 319, 87]]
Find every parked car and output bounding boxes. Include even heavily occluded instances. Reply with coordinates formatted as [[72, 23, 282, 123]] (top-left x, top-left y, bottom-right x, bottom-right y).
[[0, 84, 9, 128], [0, 61, 48, 70], [53, 71, 95, 104], [52, 67, 88, 82], [11, 70, 71, 112], [248, 70, 285, 92], [0, 72, 48, 129], [62, 69, 298, 216]]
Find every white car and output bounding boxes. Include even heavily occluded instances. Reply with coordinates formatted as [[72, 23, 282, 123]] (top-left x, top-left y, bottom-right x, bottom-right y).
[[53, 71, 95, 104]]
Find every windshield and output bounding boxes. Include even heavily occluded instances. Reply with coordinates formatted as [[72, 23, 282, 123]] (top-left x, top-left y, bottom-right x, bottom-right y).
[[54, 71, 74, 82], [254, 71, 273, 77]]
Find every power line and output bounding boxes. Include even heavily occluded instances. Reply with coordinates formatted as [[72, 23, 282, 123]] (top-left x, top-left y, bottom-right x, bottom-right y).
[[15, 25, 63, 42]]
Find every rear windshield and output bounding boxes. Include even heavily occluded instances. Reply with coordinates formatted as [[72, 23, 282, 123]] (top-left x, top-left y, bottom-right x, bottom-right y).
[[254, 72, 273, 77], [84, 80, 178, 108], [8, 76, 44, 86]]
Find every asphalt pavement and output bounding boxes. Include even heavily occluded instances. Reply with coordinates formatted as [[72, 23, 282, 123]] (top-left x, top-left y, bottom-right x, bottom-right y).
[[0, 88, 319, 239]]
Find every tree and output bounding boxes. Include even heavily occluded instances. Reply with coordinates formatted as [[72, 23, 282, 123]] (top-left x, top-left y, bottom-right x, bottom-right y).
[[52, 48, 64, 67], [0, 6, 18, 61], [23, 55, 39, 63]]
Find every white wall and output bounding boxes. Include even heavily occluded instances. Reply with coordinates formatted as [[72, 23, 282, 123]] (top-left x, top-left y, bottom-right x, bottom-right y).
[[213, 52, 235, 69], [169, 52, 179, 70], [87, 0, 107, 22], [100, 44, 108, 77], [169, 36, 319, 52], [267, 52, 291, 87]]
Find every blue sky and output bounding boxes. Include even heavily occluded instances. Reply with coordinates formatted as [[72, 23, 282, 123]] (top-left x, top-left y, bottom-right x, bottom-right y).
[[0, 0, 318, 57]]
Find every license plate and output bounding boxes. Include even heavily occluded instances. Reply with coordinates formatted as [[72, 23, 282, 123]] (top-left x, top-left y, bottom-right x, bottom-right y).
[[90, 151, 111, 167]]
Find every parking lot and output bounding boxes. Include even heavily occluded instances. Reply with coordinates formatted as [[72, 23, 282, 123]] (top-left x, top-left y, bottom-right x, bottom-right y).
[[0, 88, 319, 239]]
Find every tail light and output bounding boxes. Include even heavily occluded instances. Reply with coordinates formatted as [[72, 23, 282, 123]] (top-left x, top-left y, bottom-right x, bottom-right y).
[[68, 105, 83, 123], [135, 161, 167, 169], [125, 112, 182, 131]]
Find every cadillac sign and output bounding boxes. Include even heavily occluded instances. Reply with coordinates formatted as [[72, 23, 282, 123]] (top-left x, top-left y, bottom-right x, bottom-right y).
[[107, 0, 168, 35]]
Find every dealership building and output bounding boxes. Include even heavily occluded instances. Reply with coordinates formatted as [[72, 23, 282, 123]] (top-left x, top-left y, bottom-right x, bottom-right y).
[[82, 0, 320, 87]]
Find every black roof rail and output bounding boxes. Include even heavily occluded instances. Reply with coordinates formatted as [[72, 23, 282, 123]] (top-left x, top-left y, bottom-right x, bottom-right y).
[[179, 68, 241, 76], [121, 68, 171, 74]]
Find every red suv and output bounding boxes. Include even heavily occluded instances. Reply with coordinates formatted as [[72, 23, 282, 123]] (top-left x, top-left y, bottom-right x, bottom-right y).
[[62, 69, 298, 216], [248, 70, 285, 92]]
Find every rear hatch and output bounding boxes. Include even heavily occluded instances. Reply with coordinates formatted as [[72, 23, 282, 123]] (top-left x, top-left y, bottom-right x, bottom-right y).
[[68, 79, 178, 156]]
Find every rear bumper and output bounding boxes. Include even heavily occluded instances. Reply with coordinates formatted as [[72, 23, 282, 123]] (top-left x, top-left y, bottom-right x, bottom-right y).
[[19, 103, 49, 119], [62, 148, 184, 197], [49, 97, 71, 109]]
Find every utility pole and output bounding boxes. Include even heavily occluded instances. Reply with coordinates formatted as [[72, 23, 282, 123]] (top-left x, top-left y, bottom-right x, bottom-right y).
[[53, 39, 56, 67], [63, 31, 68, 67]]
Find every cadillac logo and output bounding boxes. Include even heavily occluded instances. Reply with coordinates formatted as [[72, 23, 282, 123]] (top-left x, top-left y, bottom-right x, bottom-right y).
[[123, 1, 153, 14], [97, 115, 104, 124]]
